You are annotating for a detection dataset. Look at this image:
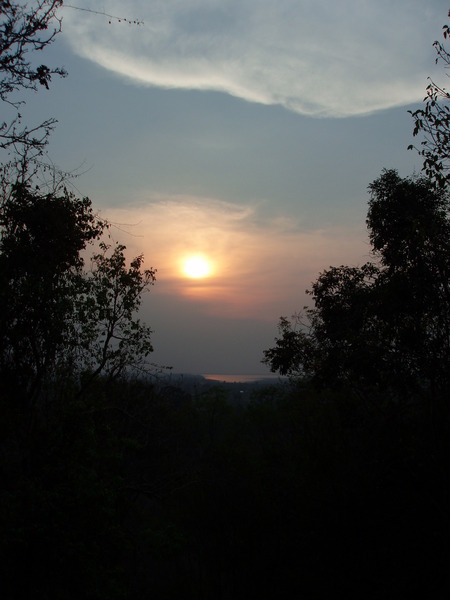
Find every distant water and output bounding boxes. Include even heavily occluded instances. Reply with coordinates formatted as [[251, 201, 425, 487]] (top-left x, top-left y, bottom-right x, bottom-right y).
[[202, 374, 284, 384]]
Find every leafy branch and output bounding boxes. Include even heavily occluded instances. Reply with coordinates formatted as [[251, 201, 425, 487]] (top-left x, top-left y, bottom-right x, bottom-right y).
[[409, 11, 450, 188]]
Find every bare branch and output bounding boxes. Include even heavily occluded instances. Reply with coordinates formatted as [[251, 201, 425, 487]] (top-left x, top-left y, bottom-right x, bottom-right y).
[[0, 1, 66, 153], [64, 4, 143, 26]]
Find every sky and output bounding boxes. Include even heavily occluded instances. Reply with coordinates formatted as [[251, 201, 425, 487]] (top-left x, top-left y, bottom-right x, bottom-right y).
[[14, 0, 449, 375]]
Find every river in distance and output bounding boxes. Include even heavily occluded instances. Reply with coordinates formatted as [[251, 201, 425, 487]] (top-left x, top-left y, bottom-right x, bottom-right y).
[[202, 374, 285, 384]]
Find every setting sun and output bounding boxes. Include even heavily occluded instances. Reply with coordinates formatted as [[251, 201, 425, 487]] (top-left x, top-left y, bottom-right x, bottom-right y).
[[183, 255, 212, 279]]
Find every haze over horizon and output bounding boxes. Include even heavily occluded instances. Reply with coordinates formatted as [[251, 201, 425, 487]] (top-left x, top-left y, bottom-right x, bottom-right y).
[[23, 0, 448, 374]]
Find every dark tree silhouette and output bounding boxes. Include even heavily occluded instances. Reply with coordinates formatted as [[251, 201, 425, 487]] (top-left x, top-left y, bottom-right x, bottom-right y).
[[0, 177, 156, 407], [0, 1, 66, 154], [264, 170, 450, 404], [409, 11, 450, 188]]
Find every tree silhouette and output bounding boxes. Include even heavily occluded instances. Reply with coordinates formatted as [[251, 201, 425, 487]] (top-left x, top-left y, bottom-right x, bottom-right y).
[[0, 1, 66, 154], [409, 11, 450, 188], [264, 170, 450, 404], [0, 175, 156, 407]]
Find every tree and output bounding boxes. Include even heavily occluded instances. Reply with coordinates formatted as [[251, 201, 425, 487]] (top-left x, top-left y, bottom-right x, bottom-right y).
[[0, 0, 152, 402], [366, 171, 449, 398], [0, 176, 100, 403], [261, 315, 317, 379], [0, 172, 156, 408], [0, 0, 66, 154], [0, 5, 155, 598], [0, 1, 142, 156], [76, 242, 155, 385], [409, 11, 450, 188], [0, 169, 157, 598], [263, 170, 450, 403]]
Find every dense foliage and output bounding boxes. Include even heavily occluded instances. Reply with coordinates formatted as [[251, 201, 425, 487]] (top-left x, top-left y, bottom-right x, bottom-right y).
[[260, 169, 450, 597], [0, 175, 156, 405], [1, 7, 157, 593], [0, 169, 157, 598], [264, 170, 450, 406]]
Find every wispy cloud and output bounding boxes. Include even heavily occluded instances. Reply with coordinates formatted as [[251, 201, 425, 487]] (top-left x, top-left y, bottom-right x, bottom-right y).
[[63, 0, 446, 117], [101, 194, 368, 319]]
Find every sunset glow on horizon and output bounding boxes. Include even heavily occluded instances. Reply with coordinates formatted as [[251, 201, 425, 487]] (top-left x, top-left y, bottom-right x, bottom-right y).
[[102, 198, 369, 322]]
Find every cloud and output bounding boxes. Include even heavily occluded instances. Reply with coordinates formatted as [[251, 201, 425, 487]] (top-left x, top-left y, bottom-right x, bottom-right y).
[[63, 0, 446, 117], [101, 194, 368, 320]]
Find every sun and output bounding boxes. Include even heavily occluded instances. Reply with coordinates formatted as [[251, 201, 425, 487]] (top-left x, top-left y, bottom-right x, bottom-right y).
[[183, 255, 212, 279]]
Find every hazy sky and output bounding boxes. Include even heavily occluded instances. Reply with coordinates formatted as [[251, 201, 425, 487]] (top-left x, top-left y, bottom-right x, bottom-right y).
[[20, 1, 448, 374]]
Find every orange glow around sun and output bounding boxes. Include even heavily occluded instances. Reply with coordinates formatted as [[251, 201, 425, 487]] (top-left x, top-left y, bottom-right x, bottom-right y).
[[182, 255, 212, 279]]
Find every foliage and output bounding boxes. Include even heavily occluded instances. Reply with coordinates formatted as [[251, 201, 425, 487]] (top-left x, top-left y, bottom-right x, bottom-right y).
[[77, 242, 155, 384], [409, 11, 450, 188], [0, 177, 99, 402], [0, 4, 157, 598], [0, 168, 156, 406], [0, 1, 66, 154], [263, 170, 450, 403], [115, 377, 450, 598], [261, 314, 317, 378], [0, 378, 134, 599], [0, 2, 153, 403], [0, 168, 157, 598]]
